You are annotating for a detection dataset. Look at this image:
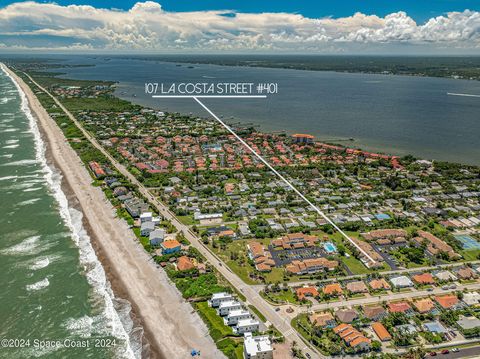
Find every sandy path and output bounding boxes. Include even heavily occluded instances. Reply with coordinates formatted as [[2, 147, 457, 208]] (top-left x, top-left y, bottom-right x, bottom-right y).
[[4, 65, 222, 359]]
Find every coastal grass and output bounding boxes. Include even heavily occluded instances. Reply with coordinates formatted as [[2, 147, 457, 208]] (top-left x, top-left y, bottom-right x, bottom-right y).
[[195, 301, 233, 340], [248, 305, 267, 323]]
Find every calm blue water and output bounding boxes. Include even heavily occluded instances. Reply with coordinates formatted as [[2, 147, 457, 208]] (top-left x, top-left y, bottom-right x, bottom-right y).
[[51, 56, 480, 165]]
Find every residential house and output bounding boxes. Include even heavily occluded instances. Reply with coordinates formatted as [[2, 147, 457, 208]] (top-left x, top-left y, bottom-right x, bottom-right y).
[[218, 300, 242, 316], [369, 278, 391, 291], [335, 309, 358, 323], [296, 287, 319, 301], [309, 312, 336, 328], [243, 333, 273, 359], [372, 322, 392, 341], [224, 309, 251, 326], [456, 267, 478, 280], [140, 221, 155, 236], [424, 321, 448, 334], [414, 230, 460, 260], [285, 258, 338, 275], [462, 291, 480, 306], [412, 273, 435, 285], [160, 239, 181, 255], [323, 283, 343, 296], [209, 292, 234, 307], [434, 270, 458, 282], [456, 316, 480, 331], [363, 305, 387, 321], [388, 301, 413, 315], [149, 229, 165, 246], [435, 294, 460, 310], [334, 323, 371, 351], [176, 256, 195, 271], [247, 241, 275, 272], [346, 281, 368, 294], [390, 275, 414, 288], [413, 298, 435, 314], [234, 318, 260, 334]]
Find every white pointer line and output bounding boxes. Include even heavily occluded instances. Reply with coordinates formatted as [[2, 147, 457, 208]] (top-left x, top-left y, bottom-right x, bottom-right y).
[[152, 95, 267, 98], [447, 92, 480, 98], [192, 96, 376, 264]]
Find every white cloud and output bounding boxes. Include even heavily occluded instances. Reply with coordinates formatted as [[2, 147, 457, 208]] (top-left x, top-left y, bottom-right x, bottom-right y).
[[0, 1, 478, 52]]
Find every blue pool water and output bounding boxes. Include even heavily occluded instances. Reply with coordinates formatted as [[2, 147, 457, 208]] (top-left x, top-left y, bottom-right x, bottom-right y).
[[455, 235, 480, 250], [324, 242, 337, 253]]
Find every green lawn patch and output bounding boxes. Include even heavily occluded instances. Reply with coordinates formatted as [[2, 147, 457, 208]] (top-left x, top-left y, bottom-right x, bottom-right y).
[[248, 305, 267, 322], [461, 249, 480, 261], [195, 301, 232, 340]]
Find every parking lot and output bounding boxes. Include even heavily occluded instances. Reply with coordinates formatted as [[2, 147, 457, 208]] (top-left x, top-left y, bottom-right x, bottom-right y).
[[269, 246, 327, 266]]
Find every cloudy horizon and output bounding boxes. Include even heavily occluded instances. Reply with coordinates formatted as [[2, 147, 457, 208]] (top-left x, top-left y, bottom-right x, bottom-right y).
[[0, 1, 479, 54]]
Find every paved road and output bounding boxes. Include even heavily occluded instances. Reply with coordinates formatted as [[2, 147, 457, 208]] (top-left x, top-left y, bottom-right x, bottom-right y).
[[22, 72, 323, 359], [304, 282, 480, 313], [280, 260, 480, 289]]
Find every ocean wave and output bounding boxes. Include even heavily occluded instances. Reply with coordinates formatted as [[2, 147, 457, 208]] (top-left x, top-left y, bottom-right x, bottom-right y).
[[26, 277, 50, 291], [3, 144, 19, 149], [0, 235, 55, 256], [5, 139, 19, 144], [16, 198, 42, 206], [1, 159, 38, 167], [0, 65, 139, 359], [3, 127, 19, 132], [23, 187, 43, 192], [0, 175, 17, 181], [29, 256, 52, 270]]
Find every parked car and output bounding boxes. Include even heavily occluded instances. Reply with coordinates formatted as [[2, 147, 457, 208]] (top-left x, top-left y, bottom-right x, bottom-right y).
[[441, 349, 449, 354], [429, 352, 437, 356], [452, 348, 459, 352]]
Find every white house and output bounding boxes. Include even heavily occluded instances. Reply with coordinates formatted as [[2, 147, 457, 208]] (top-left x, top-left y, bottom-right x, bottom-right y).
[[224, 309, 251, 326], [218, 300, 242, 316], [194, 212, 223, 225], [243, 333, 273, 359], [234, 318, 260, 334], [140, 212, 153, 223], [140, 221, 155, 236], [463, 291, 480, 306], [209, 292, 234, 308], [390, 275, 414, 288], [149, 229, 165, 246]]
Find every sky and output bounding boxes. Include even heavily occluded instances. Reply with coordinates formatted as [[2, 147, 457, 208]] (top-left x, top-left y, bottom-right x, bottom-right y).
[[0, 0, 479, 54]]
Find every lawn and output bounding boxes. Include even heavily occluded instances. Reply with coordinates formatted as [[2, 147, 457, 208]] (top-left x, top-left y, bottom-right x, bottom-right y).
[[341, 256, 371, 275], [248, 305, 267, 322], [177, 215, 196, 226], [461, 249, 480, 261], [261, 289, 300, 305], [211, 238, 302, 284]]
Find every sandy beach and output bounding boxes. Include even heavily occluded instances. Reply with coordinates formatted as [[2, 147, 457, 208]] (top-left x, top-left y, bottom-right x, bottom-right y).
[[4, 65, 222, 359]]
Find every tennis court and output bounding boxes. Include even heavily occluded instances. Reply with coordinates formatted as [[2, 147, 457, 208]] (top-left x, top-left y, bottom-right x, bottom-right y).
[[455, 235, 480, 250]]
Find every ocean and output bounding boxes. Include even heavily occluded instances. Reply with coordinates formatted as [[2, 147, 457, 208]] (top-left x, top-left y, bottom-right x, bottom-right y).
[[0, 67, 140, 358], [50, 56, 480, 165]]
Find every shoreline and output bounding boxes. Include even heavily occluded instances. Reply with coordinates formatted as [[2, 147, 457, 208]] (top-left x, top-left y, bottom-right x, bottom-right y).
[[4, 66, 221, 358]]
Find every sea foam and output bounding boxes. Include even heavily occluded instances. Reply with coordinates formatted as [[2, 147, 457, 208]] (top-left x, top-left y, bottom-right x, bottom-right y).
[[1, 64, 139, 359]]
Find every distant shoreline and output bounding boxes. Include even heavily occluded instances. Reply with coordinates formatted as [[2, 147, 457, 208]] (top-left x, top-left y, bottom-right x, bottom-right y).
[[5, 65, 221, 359]]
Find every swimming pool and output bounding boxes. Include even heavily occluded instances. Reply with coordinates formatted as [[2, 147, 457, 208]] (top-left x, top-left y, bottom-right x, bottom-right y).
[[455, 235, 480, 250], [324, 242, 337, 253]]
